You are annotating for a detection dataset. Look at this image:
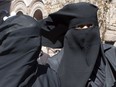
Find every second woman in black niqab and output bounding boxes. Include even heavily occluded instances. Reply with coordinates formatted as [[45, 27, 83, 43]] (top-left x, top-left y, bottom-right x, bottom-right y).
[[0, 15, 42, 87]]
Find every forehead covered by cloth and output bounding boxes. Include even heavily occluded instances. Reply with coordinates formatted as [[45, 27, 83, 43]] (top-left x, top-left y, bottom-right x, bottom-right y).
[[49, 2, 98, 24], [0, 15, 41, 37], [41, 2, 98, 48], [0, 15, 41, 54]]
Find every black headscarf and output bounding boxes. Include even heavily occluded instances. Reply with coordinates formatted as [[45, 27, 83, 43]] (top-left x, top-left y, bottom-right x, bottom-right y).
[[0, 15, 41, 87], [55, 2, 104, 87], [40, 2, 99, 49]]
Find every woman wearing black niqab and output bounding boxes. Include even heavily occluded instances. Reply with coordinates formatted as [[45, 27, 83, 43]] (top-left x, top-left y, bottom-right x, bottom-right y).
[[40, 2, 116, 87], [0, 15, 42, 87], [55, 2, 103, 87]]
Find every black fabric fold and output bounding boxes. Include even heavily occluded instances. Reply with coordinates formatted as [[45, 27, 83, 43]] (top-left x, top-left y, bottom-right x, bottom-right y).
[[56, 2, 105, 87], [40, 17, 68, 48], [0, 15, 41, 87]]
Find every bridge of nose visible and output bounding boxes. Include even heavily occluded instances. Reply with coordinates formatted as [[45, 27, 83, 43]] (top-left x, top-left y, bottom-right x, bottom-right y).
[[75, 24, 94, 30]]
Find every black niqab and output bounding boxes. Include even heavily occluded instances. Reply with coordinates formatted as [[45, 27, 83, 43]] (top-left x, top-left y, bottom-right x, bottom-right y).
[[40, 2, 99, 48], [0, 15, 41, 87], [56, 2, 105, 87]]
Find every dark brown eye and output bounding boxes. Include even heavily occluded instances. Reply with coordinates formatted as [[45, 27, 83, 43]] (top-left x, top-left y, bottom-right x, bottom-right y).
[[75, 24, 94, 29], [87, 24, 93, 28]]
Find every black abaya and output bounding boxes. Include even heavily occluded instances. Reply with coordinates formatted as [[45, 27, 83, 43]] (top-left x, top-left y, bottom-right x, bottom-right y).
[[39, 2, 116, 87], [0, 15, 41, 87]]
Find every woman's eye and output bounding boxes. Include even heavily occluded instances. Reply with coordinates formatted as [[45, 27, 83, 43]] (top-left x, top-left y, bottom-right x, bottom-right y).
[[87, 24, 93, 28], [75, 24, 93, 29]]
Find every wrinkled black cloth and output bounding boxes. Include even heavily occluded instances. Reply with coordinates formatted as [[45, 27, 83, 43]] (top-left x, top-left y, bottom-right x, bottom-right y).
[[56, 2, 102, 87], [32, 64, 60, 87], [39, 17, 68, 48], [36, 44, 116, 87], [40, 2, 98, 48], [0, 15, 41, 87], [39, 2, 116, 87]]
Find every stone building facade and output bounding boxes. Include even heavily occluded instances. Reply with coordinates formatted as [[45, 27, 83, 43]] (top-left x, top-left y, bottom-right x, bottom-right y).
[[0, 0, 116, 55]]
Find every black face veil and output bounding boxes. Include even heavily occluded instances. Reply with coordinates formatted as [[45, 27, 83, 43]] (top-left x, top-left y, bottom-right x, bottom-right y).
[[40, 2, 99, 48], [0, 15, 41, 87], [55, 2, 105, 87]]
